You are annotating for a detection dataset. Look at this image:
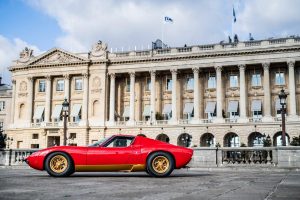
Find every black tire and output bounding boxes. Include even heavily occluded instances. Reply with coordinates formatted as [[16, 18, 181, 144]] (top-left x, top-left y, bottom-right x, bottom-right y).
[[146, 151, 174, 177], [45, 152, 74, 177]]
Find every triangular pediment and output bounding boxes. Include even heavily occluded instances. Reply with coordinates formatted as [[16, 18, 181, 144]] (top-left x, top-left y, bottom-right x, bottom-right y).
[[28, 48, 89, 66]]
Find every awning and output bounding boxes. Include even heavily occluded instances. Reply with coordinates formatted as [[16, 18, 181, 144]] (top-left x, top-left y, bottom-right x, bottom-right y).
[[251, 100, 262, 111], [228, 101, 239, 112], [70, 104, 82, 117], [33, 106, 45, 119], [123, 106, 130, 117], [183, 103, 194, 114], [205, 102, 216, 113], [162, 104, 172, 114], [51, 105, 63, 119], [142, 105, 150, 116], [275, 99, 281, 110]]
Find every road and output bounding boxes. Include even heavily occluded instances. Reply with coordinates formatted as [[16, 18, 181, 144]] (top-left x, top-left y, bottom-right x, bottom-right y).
[[0, 168, 299, 200]]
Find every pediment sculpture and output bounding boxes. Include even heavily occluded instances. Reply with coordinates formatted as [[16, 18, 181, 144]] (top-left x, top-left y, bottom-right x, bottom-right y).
[[91, 40, 107, 57]]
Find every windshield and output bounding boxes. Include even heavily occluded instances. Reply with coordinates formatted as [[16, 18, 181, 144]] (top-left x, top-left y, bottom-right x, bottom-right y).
[[88, 137, 111, 147]]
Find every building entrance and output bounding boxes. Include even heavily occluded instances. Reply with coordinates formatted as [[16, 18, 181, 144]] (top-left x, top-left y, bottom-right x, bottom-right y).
[[47, 136, 60, 147]]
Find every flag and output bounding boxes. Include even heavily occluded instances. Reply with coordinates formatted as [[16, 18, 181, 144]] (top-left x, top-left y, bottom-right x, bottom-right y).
[[164, 16, 173, 23], [233, 7, 237, 23]]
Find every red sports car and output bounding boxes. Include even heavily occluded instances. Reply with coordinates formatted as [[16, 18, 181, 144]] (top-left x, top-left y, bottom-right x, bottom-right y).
[[25, 135, 193, 177]]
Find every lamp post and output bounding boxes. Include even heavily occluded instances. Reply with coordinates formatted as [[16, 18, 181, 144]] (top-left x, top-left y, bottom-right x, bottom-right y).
[[62, 98, 69, 146], [278, 89, 287, 146]]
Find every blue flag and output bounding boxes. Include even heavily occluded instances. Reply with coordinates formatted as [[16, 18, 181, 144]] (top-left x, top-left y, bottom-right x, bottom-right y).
[[164, 16, 173, 23], [233, 7, 237, 23]]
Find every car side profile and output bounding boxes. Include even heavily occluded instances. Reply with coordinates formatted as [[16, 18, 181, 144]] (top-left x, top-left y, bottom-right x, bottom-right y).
[[25, 135, 193, 177]]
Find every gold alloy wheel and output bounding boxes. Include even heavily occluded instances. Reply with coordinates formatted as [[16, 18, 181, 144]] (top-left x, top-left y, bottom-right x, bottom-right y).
[[152, 156, 170, 174], [49, 155, 68, 173]]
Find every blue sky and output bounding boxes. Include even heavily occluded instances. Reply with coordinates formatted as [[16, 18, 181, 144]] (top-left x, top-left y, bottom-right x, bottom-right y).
[[1, 0, 300, 84]]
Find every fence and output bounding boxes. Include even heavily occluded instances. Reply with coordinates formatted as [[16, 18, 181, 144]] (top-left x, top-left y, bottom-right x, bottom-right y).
[[1, 147, 300, 168]]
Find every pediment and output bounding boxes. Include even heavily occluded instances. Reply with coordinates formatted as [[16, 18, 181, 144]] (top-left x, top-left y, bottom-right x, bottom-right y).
[[28, 48, 88, 66]]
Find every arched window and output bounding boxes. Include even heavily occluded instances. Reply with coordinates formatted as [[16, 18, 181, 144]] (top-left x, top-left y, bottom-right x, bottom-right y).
[[156, 134, 170, 143], [177, 133, 192, 147], [200, 133, 215, 147], [248, 132, 264, 147], [223, 132, 240, 147], [19, 104, 25, 119], [273, 132, 290, 146], [92, 100, 99, 116]]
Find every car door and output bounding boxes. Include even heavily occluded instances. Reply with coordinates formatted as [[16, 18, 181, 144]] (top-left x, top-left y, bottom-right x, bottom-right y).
[[86, 136, 141, 171]]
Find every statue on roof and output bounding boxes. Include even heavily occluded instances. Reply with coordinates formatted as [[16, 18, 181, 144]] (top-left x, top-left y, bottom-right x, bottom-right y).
[[19, 47, 33, 62], [91, 40, 107, 57]]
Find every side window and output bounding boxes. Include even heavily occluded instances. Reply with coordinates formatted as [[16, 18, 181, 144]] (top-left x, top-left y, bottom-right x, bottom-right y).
[[105, 137, 134, 147]]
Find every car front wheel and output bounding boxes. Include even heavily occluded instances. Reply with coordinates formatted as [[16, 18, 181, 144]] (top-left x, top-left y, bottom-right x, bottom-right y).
[[147, 152, 174, 177], [45, 152, 74, 177]]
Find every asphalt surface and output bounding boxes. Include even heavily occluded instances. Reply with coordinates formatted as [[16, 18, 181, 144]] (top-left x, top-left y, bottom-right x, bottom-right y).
[[0, 168, 299, 200]]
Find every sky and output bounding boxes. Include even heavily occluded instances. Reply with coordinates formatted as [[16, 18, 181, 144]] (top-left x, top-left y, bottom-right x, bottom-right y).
[[1, 0, 300, 84]]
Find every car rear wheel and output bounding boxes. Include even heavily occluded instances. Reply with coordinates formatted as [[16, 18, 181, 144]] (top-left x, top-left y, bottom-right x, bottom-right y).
[[147, 152, 174, 177], [45, 152, 74, 177]]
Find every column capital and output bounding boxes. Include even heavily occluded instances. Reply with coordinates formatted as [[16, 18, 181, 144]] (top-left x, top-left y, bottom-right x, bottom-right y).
[[192, 67, 200, 74], [170, 68, 177, 75], [149, 70, 156, 76], [108, 72, 116, 78], [129, 71, 135, 78], [27, 76, 33, 82], [262, 62, 270, 70], [82, 73, 89, 78], [287, 59, 295, 68], [214, 65, 222, 72], [63, 74, 70, 80], [238, 64, 246, 71], [45, 75, 51, 81]]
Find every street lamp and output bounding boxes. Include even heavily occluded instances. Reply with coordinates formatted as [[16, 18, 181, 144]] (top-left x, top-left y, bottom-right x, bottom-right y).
[[62, 98, 69, 146], [278, 89, 287, 146]]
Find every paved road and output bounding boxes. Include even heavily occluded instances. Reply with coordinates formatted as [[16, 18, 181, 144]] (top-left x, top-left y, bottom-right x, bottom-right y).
[[0, 168, 299, 200]]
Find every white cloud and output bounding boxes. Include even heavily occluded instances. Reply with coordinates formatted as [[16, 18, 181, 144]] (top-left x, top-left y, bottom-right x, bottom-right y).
[[0, 35, 41, 84], [27, 0, 300, 52]]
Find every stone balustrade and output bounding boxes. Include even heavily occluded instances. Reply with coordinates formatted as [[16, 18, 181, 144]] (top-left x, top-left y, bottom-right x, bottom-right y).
[[1, 147, 300, 169]]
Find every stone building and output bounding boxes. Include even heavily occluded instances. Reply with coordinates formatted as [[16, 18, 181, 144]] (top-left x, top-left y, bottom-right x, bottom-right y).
[[0, 77, 12, 134], [6, 37, 300, 149]]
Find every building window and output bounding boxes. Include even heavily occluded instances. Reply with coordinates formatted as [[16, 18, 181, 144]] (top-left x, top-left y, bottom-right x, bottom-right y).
[[252, 74, 261, 86], [145, 77, 151, 91], [0, 101, 5, 111], [70, 133, 76, 139], [275, 72, 285, 85], [31, 144, 39, 149], [32, 134, 39, 139], [186, 76, 194, 90], [208, 75, 216, 89], [253, 111, 262, 118], [166, 77, 172, 91], [229, 75, 238, 88], [39, 80, 45, 92], [56, 79, 64, 91], [125, 78, 130, 92], [75, 78, 83, 90]]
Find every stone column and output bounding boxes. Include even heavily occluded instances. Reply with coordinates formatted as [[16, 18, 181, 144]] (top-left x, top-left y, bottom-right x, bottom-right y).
[[287, 60, 298, 120], [27, 77, 34, 124], [192, 67, 200, 123], [214, 65, 224, 123], [129, 72, 135, 125], [10, 79, 16, 124], [262, 62, 272, 122], [150, 70, 156, 123], [238, 64, 248, 122], [45, 76, 51, 123], [108, 73, 116, 124], [171, 69, 178, 124], [63, 74, 70, 101], [82, 73, 89, 125]]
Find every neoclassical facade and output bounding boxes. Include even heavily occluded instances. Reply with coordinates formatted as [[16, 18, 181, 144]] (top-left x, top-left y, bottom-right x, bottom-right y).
[[6, 38, 300, 149]]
